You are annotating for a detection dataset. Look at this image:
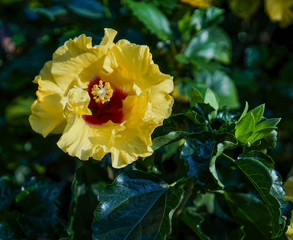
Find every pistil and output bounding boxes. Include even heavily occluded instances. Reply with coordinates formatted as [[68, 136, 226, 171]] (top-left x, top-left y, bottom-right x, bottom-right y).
[[91, 80, 113, 104]]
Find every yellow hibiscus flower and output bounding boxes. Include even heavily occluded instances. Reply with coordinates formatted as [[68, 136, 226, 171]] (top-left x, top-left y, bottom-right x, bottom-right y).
[[180, 0, 213, 8], [265, 0, 293, 28], [29, 29, 174, 168]]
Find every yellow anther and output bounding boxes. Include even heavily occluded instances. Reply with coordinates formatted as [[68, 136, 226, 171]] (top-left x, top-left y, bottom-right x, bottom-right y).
[[91, 80, 113, 104]]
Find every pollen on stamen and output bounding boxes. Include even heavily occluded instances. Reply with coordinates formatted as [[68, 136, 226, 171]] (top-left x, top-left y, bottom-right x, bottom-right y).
[[91, 80, 113, 104]]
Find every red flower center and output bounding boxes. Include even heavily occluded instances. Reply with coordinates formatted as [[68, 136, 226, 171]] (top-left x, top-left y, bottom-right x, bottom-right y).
[[82, 76, 127, 125]]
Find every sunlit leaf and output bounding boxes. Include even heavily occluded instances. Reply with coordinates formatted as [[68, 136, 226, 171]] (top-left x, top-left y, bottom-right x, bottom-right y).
[[235, 113, 255, 144], [195, 70, 239, 109], [127, 0, 172, 41], [185, 27, 231, 64]]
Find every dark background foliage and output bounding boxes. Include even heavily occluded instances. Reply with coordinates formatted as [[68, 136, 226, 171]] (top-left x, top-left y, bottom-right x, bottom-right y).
[[0, 0, 293, 239]]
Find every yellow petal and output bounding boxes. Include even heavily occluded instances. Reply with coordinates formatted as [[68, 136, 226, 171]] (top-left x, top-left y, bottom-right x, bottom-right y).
[[101, 40, 173, 96], [265, 0, 293, 28], [51, 34, 103, 91], [100, 28, 117, 47], [66, 87, 91, 116], [57, 114, 125, 161], [180, 0, 213, 8], [29, 76, 66, 137]]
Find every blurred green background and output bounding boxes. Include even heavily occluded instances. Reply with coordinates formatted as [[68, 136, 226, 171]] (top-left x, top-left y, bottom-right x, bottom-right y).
[[0, 0, 293, 238]]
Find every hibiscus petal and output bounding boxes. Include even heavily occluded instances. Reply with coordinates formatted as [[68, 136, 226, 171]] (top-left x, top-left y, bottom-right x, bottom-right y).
[[66, 87, 91, 116], [29, 75, 66, 137]]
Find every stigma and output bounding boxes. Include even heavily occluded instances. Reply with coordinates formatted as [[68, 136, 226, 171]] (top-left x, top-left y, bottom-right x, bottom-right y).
[[91, 80, 113, 104]]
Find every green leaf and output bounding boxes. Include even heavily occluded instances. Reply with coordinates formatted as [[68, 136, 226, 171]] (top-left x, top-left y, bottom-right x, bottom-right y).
[[184, 27, 231, 64], [257, 130, 278, 150], [31, 5, 67, 21], [228, 0, 261, 20], [0, 176, 17, 211], [180, 136, 223, 190], [92, 170, 183, 240], [191, 7, 225, 31], [210, 141, 237, 188], [248, 104, 265, 124], [181, 208, 210, 240], [68, 0, 105, 19], [0, 222, 18, 240], [204, 88, 219, 111], [68, 160, 108, 239], [234, 152, 288, 238], [156, 187, 184, 240], [235, 113, 255, 144], [194, 71, 239, 109], [228, 226, 246, 240], [127, 0, 172, 41], [238, 102, 249, 122], [15, 178, 65, 239], [190, 87, 204, 107], [248, 127, 277, 144], [255, 118, 281, 132], [152, 131, 190, 151], [225, 192, 271, 239]]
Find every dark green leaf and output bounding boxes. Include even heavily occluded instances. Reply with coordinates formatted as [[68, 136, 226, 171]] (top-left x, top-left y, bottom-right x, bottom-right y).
[[190, 87, 204, 107], [228, 0, 261, 20], [234, 152, 287, 238], [92, 170, 183, 240], [152, 131, 190, 151], [127, 1, 172, 41], [210, 141, 237, 188], [184, 27, 231, 64], [68, 160, 108, 240], [181, 208, 210, 240], [0, 222, 18, 240], [16, 178, 64, 239], [68, 0, 105, 19], [228, 226, 246, 240], [156, 187, 184, 240], [31, 5, 67, 21], [0, 176, 17, 212], [180, 136, 223, 190], [225, 192, 271, 239]]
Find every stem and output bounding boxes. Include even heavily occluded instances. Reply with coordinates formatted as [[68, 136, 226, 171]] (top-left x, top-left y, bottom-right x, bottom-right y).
[[221, 153, 236, 162], [174, 180, 194, 217]]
